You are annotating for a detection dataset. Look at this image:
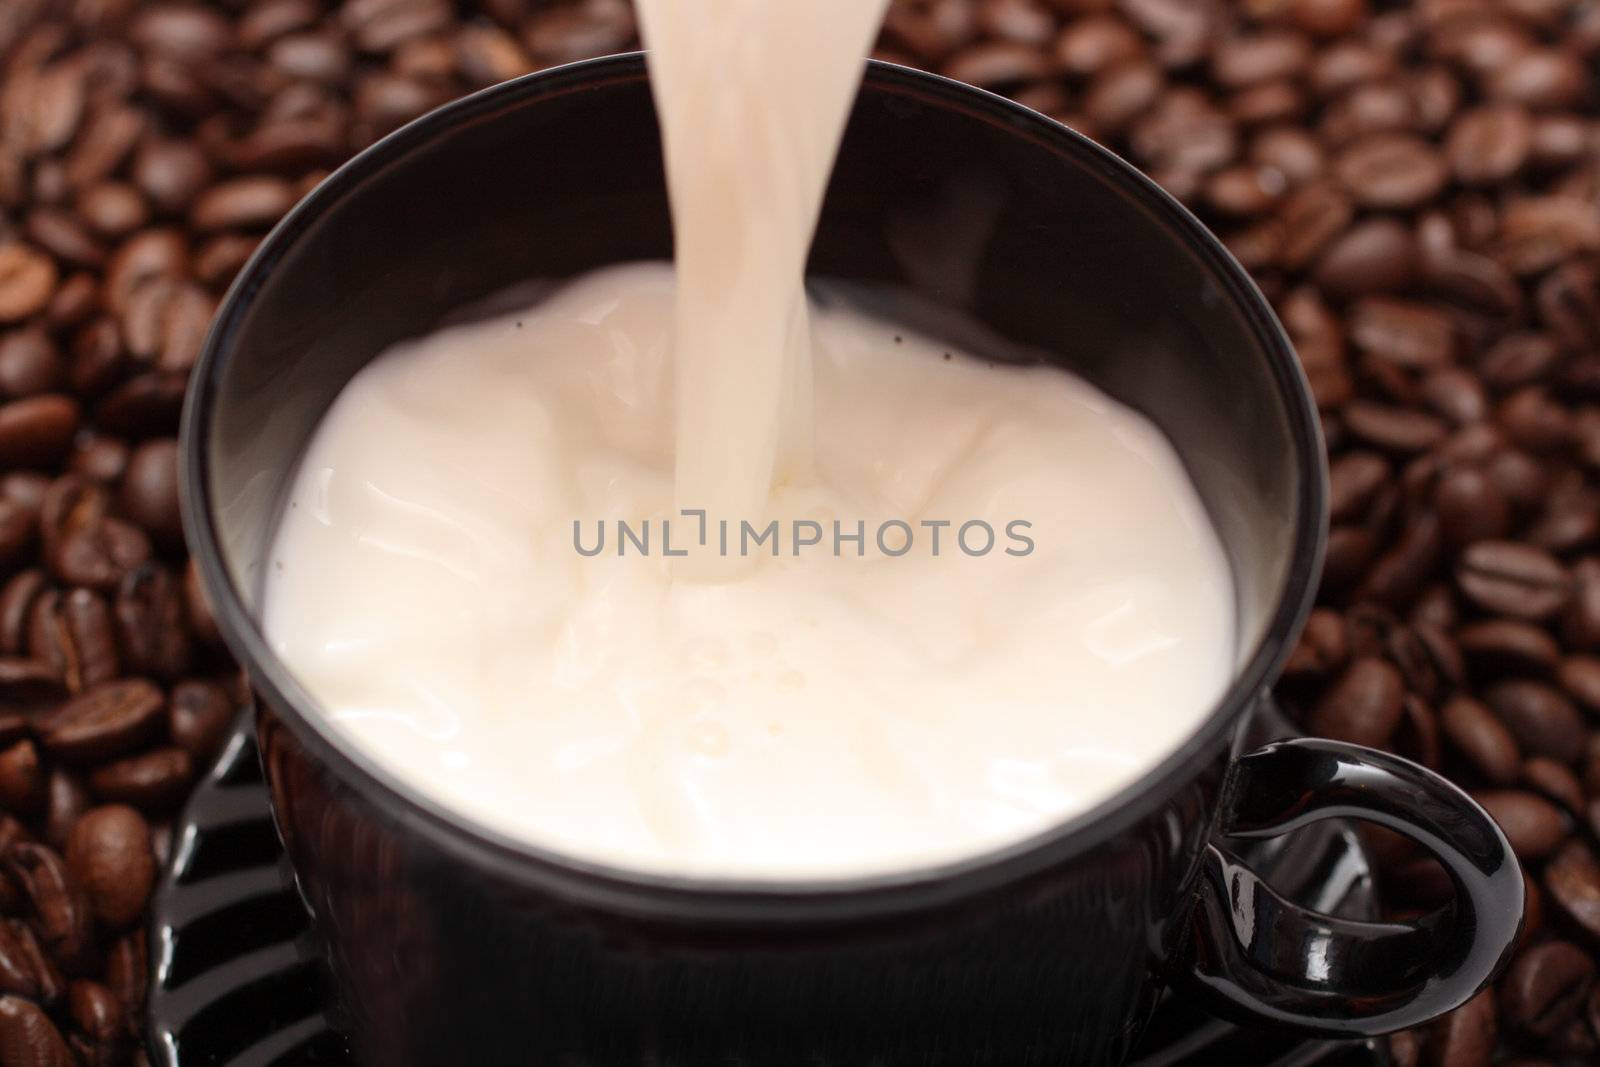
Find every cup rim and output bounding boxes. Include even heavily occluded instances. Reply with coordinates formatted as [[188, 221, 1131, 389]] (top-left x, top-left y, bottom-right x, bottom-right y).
[[179, 52, 1329, 922]]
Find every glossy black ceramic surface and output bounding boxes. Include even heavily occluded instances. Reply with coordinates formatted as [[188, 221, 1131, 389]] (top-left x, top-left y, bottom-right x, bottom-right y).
[[148, 715, 1389, 1067], [179, 55, 1521, 1065]]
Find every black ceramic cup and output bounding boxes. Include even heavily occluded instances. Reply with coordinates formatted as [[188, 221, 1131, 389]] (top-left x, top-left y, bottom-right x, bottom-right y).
[[180, 55, 1524, 1067]]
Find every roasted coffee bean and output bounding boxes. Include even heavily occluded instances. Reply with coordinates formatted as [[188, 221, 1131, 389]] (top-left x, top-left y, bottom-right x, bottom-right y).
[[0, 396, 79, 468], [1356, 511, 1441, 606], [0, 924, 40, 1001], [1342, 400, 1447, 453], [118, 439, 181, 549], [0, 330, 63, 399], [189, 175, 297, 233], [1443, 695, 1522, 784], [1435, 467, 1511, 546], [1328, 452, 1389, 523], [37, 678, 164, 765], [1457, 541, 1571, 620], [1312, 218, 1416, 298], [87, 746, 191, 811], [1276, 180, 1353, 269], [0, 245, 58, 324], [94, 371, 186, 438], [3, 844, 94, 975], [1427, 987, 1495, 1067], [1488, 50, 1589, 111], [0, 994, 73, 1067], [1503, 940, 1595, 1037], [1487, 680, 1587, 764], [1335, 133, 1449, 209], [168, 679, 233, 765], [1499, 196, 1600, 277], [66, 979, 123, 1067], [1522, 757, 1585, 814], [69, 435, 128, 486], [115, 565, 191, 681], [103, 930, 143, 1022], [1474, 790, 1566, 859], [1348, 297, 1455, 368], [65, 806, 153, 929], [1546, 839, 1600, 941], [1458, 619, 1560, 677], [1307, 656, 1403, 747], [42, 771, 88, 853], [1559, 655, 1600, 715], [0, 742, 45, 817]]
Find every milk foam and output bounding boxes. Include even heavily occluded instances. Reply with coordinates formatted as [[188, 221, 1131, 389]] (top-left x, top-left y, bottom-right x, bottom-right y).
[[262, 263, 1236, 878]]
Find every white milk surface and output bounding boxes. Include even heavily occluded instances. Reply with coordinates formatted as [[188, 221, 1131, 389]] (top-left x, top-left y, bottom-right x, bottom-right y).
[[262, 263, 1236, 878]]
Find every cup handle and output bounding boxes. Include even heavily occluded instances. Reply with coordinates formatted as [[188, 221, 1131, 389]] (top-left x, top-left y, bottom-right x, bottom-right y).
[[1178, 736, 1524, 1036]]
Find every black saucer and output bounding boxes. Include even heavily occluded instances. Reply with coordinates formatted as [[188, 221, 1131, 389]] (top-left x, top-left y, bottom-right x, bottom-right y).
[[147, 720, 1389, 1067]]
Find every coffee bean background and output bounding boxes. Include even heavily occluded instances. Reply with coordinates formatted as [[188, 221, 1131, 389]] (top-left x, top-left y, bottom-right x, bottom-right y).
[[0, 0, 1597, 1063]]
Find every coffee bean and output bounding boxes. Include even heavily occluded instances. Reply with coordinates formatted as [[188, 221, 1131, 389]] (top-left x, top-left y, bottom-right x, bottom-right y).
[[1546, 839, 1600, 943], [0, 330, 63, 399], [94, 371, 186, 438], [1276, 180, 1353, 269], [1335, 133, 1449, 209], [1498, 196, 1600, 277], [0, 925, 41, 1001], [168, 678, 233, 764], [87, 746, 191, 811], [1523, 757, 1585, 814], [1443, 695, 1522, 784], [1480, 333, 1562, 392], [115, 564, 192, 681], [1487, 680, 1587, 763], [1503, 940, 1595, 1036], [1082, 59, 1164, 131], [1312, 218, 1416, 298], [1356, 511, 1442, 606], [118, 439, 181, 549], [0, 742, 46, 816], [3, 843, 94, 975], [65, 806, 153, 930], [50, 517, 151, 593], [1291, 0, 1367, 38], [1539, 261, 1600, 354], [1426, 987, 1495, 1067], [42, 771, 89, 852], [69, 435, 128, 486], [102, 230, 187, 316], [1343, 400, 1447, 453], [38, 678, 165, 765], [1212, 32, 1311, 90], [1488, 50, 1589, 111], [66, 980, 124, 1067], [1458, 541, 1571, 619], [192, 233, 259, 288], [189, 175, 296, 232], [1348, 297, 1455, 368], [1307, 656, 1403, 747], [0, 395, 79, 469], [1475, 789, 1567, 859], [1055, 15, 1141, 77], [0, 245, 58, 324], [1447, 104, 1533, 186], [0, 995, 73, 1067], [1458, 619, 1561, 676], [1559, 655, 1600, 715], [103, 930, 143, 1022]]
